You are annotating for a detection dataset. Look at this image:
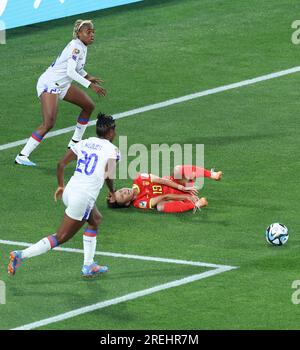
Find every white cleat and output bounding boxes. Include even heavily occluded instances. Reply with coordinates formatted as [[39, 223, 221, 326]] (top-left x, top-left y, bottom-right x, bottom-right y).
[[15, 155, 36, 167]]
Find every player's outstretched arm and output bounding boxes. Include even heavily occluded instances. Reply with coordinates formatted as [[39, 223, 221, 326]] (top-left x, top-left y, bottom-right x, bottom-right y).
[[55, 149, 77, 201]]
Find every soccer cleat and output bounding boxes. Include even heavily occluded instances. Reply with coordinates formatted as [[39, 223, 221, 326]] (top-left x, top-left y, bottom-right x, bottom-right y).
[[81, 262, 109, 278], [210, 169, 222, 181], [15, 155, 36, 167], [193, 197, 208, 214], [67, 139, 79, 149], [7, 251, 23, 276]]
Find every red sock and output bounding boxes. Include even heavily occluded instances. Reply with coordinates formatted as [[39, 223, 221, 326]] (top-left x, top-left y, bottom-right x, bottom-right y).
[[162, 200, 195, 213], [174, 165, 211, 180]]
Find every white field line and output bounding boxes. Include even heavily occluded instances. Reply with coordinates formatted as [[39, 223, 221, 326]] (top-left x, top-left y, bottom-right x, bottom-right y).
[[0, 239, 233, 269], [0, 238, 237, 330], [1, 65, 300, 152], [12, 267, 234, 330]]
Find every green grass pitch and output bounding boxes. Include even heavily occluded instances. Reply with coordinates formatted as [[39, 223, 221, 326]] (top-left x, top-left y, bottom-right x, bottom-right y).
[[0, 0, 300, 329]]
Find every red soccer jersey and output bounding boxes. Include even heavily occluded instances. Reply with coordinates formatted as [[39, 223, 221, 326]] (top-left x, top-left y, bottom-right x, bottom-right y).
[[132, 173, 183, 209]]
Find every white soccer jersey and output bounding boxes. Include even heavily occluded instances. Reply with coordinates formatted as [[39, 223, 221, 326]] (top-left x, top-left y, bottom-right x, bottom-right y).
[[41, 38, 90, 89], [67, 137, 120, 200]]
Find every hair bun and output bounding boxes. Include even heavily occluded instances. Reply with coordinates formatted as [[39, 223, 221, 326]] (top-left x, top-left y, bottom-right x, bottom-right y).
[[96, 113, 116, 137], [97, 112, 106, 120]]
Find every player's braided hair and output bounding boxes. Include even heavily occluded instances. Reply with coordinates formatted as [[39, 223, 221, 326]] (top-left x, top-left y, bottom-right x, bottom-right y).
[[73, 19, 94, 39], [96, 112, 116, 138]]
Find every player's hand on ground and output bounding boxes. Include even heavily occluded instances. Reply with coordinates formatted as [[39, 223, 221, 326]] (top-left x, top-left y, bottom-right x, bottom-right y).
[[54, 186, 64, 202], [90, 82, 106, 96]]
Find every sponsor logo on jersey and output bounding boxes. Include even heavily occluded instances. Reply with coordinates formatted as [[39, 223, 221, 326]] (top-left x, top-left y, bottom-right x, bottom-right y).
[[139, 201, 147, 208], [72, 48, 80, 61]]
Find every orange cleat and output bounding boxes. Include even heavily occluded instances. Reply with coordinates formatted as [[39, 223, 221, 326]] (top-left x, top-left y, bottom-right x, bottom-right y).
[[7, 251, 23, 276]]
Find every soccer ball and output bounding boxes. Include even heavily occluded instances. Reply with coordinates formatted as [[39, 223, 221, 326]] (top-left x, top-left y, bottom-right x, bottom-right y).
[[265, 223, 289, 246]]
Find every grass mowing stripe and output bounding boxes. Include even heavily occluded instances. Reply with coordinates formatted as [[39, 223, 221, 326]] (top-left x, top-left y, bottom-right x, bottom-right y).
[[1, 65, 300, 151]]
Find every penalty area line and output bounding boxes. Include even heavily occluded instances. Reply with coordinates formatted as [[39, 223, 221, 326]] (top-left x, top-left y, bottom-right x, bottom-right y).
[[0, 238, 236, 269], [11, 266, 235, 330], [1, 65, 300, 151], [0, 238, 238, 330]]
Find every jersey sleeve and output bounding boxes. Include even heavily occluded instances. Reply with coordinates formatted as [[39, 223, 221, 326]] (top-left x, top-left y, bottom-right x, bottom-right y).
[[140, 173, 153, 181], [79, 69, 88, 78], [108, 145, 121, 161], [67, 58, 91, 88], [67, 42, 81, 63], [66, 43, 91, 88]]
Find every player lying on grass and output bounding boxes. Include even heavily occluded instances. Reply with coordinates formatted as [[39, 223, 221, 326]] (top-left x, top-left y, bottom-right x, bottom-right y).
[[8, 113, 120, 278], [107, 165, 222, 213], [15, 19, 106, 167]]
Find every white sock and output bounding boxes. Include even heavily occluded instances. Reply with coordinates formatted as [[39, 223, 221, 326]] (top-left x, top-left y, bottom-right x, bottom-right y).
[[21, 235, 58, 259], [20, 132, 43, 157], [83, 229, 97, 266], [70, 119, 89, 143]]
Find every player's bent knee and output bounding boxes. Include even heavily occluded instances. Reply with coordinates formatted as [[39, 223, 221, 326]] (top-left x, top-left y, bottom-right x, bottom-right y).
[[90, 101, 95, 111], [84, 101, 95, 114]]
